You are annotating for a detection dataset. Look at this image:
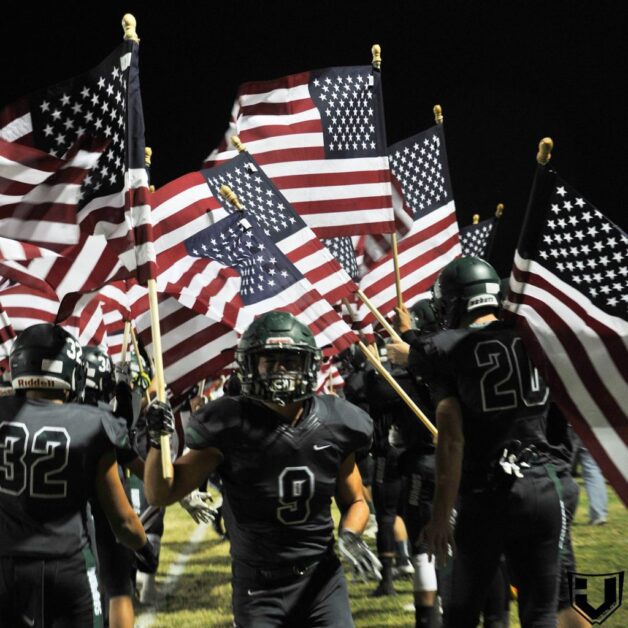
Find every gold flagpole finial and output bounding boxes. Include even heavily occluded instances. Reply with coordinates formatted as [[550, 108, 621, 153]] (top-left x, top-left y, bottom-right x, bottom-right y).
[[122, 14, 140, 43], [537, 137, 553, 165], [495, 203, 504, 219], [371, 44, 381, 70], [433, 104, 443, 125], [231, 136, 247, 153], [144, 146, 152, 167], [220, 185, 244, 211], [472, 214, 480, 225]]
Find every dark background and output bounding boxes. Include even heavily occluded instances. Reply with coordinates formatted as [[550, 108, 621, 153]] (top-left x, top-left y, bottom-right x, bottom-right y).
[[2, 1, 626, 276]]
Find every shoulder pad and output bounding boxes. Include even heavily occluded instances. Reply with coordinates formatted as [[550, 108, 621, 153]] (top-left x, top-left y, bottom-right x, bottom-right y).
[[98, 406, 131, 450]]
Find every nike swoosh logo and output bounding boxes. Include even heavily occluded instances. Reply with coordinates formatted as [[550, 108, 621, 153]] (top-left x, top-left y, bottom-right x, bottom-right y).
[[21, 616, 35, 627], [247, 588, 270, 596], [313, 444, 332, 450]]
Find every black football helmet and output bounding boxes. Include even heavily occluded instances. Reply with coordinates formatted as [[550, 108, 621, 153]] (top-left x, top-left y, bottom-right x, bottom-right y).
[[410, 299, 441, 334], [432, 257, 501, 329], [235, 311, 321, 405], [82, 345, 115, 404], [10, 324, 86, 399]]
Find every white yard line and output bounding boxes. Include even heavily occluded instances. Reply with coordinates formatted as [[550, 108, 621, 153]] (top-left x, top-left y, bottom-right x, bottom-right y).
[[135, 522, 208, 628]]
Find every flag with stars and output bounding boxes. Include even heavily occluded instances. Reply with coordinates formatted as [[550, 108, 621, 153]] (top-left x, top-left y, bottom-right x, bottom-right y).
[[460, 216, 495, 259], [152, 151, 357, 308], [0, 39, 156, 284], [178, 212, 357, 352], [322, 237, 359, 282], [356, 124, 462, 324], [205, 66, 395, 237], [504, 166, 628, 505]]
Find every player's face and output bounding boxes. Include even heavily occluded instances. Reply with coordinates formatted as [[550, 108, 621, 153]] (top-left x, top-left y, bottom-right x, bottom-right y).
[[257, 351, 303, 375]]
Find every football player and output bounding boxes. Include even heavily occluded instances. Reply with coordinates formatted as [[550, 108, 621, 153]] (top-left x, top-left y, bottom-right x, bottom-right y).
[[144, 311, 381, 626], [0, 324, 156, 627], [388, 258, 568, 627]]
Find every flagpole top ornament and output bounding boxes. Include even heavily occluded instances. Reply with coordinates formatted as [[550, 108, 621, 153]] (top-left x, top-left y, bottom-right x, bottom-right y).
[[371, 44, 381, 70], [144, 147, 152, 167], [231, 136, 247, 153], [433, 105, 444, 125], [472, 214, 480, 225], [495, 203, 504, 219], [537, 137, 553, 165], [122, 14, 140, 43], [220, 185, 244, 211]]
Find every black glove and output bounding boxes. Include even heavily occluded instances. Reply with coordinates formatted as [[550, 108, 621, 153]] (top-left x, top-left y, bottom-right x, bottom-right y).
[[338, 529, 382, 582], [145, 400, 175, 449], [135, 539, 158, 574]]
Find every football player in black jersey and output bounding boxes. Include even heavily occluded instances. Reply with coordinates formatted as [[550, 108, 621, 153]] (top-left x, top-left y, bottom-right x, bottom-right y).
[[0, 324, 156, 628], [388, 258, 567, 628], [144, 311, 381, 627]]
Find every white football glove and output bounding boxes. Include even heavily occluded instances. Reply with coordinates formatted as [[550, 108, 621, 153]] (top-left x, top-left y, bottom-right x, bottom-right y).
[[338, 529, 382, 582], [179, 490, 218, 525]]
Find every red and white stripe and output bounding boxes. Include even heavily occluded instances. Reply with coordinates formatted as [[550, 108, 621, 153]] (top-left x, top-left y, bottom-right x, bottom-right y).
[[356, 202, 461, 324], [506, 251, 628, 505], [205, 71, 395, 237], [316, 360, 345, 395]]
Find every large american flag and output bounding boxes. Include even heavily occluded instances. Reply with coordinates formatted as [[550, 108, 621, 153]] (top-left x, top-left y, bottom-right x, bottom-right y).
[[205, 66, 396, 237], [0, 137, 105, 256], [0, 39, 156, 285], [504, 167, 628, 505], [179, 211, 357, 352], [153, 151, 356, 308], [356, 124, 461, 323], [460, 216, 495, 259]]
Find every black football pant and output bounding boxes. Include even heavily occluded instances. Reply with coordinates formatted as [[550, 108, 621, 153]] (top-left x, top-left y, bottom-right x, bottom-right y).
[[444, 467, 564, 628], [231, 553, 353, 627], [372, 447, 403, 555], [0, 547, 103, 627]]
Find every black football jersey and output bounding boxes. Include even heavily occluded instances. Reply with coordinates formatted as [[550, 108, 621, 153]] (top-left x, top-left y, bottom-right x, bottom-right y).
[[423, 321, 558, 491], [185, 394, 372, 567], [0, 397, 120, 557]]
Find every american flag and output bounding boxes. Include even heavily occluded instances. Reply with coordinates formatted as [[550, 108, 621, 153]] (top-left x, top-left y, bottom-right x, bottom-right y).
[[316, 359, 345, 395], [0, 39, 156, 285], [0, 137, 106, 256], [205, 66, 395, 237], [180, 211, 357, 352], [153, 151, 356, 308], [0, 304, 15, 382], [356, 124, 461, 324], [460, 216, 495, 259], [135, 295, 238, 398], [504, 167, 628, 505], [322, 236, 360, 282]]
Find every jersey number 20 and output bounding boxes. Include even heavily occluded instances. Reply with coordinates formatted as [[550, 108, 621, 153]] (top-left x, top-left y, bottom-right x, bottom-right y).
[[475, 338, 549, 412], [0, 422, 70, 498]]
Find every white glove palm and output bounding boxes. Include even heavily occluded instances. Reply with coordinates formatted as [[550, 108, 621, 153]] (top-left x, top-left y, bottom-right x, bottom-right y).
[[179, 490, 217, 525]]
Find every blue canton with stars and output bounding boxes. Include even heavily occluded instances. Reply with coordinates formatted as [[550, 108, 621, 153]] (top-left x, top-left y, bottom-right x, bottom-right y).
[[388, 124, 453, 220], [309, 66, 387, 158], [202, 152, 302, 242], [322, 237, 359, 282], [536, 177, 627, 318], [460, 218, 495, 259], [184, 212, 304, 305]]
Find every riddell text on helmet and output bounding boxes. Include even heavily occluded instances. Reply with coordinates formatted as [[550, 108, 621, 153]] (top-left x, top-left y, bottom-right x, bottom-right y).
[[15, 378, 56, 388]]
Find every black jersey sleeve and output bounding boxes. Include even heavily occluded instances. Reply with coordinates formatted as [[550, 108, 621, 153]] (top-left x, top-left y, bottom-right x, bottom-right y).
[[185, 396, 242, 453], [318, 396, 373, 462]]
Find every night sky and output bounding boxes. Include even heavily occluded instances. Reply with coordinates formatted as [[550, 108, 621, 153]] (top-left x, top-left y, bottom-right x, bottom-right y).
[[2, 1, 626, 276]]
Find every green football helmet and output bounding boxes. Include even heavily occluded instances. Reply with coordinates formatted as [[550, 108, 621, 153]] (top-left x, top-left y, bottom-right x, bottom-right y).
[[10, 324, 86, 399], [82, 345, 115, 404], [432, 257, 501, 328], [235, 311, 321, 405], [410, 298, 440, 333]]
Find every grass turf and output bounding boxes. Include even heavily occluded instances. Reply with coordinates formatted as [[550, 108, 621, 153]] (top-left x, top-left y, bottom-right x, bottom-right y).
[[135, 479, 626, 627]]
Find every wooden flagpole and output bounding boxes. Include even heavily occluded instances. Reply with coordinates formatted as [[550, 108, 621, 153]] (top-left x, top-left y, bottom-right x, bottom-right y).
[[124, 12, 173, 477], [358, 341, 437, 437], [355, 289, 403, 342], [121, 321, 131, 364]]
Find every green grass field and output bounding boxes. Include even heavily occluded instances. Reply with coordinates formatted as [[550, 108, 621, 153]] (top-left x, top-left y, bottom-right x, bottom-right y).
[[135, 480, 626, 627]]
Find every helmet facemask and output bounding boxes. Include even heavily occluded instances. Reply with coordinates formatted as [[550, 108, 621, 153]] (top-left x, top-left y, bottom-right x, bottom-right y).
[[241, 347, 319, 406]]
